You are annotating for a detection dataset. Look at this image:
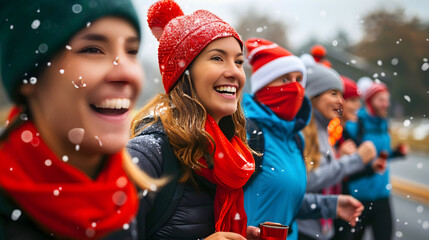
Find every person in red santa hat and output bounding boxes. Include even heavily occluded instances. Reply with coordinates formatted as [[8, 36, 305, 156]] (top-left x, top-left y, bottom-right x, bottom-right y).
[[127, 0, 258, 239], [344, 78, 408, 240], [242, 38, 366, 240], [331, 76, 388, 240]]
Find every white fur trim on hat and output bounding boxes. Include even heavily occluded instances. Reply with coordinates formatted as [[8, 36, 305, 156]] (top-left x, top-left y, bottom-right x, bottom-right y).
[[250, 55, 307, 94]]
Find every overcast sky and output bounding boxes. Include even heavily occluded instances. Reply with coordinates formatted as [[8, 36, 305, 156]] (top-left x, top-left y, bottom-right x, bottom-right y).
[[135, 0, 429, 54]]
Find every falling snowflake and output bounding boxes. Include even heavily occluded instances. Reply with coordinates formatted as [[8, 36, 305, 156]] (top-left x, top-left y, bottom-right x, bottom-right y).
[[59, 69, 65, 74], [423, 221, 429, 229], [112, 191, 127, 206], [417, 162, 423, 169], [31, 19, 40, 29], [391, 58, 399, 66], [72, 4, 83, 14], [178, 60, 186, 68], [53, 189, 60, 196], [21, 130, 33, 143], [395, 231, 403, 238], [116, 176, 128, 188], [85, 228, 96, 238], [123, 223, 130, 230], [45, 159, 52, 166], [30, 77, 37, 84], [142, 189, 148, 197], [62, 155, 69, 162], [11, 209, 22, 221], [310, 204, 317, 209], [416, 205, 424, 213], [404, 95, 411, 102], [65, 45, 72, 50], [377, 60, 383, 66], [234, 213, 241, 220], [422, 63, 429, 71], [332, 40, 338, 47], [403, 119, 410, 127], [38, 43, 48, 53]]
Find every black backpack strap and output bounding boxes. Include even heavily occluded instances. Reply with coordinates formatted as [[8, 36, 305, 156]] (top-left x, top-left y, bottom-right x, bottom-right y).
[[145, 136, 185, 238], [244, 118, 265, 187], [245, 118, 265, 171]]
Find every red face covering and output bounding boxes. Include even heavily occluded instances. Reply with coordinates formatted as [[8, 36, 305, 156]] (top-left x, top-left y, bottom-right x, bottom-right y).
[[255, 82, 305, 121]]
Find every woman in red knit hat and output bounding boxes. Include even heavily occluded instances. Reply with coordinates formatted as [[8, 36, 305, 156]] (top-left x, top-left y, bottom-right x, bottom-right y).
[[128, 0, 258, 239]]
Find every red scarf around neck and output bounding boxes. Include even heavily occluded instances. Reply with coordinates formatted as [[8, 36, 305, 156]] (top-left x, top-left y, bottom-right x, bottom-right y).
[[0, 119, 139, 239], [196, 115, 255, 236]]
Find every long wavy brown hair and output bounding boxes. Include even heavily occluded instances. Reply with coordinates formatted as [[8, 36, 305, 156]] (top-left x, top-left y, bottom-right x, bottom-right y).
[[302, 98, 322, 172], [131, 72, 251, 186]]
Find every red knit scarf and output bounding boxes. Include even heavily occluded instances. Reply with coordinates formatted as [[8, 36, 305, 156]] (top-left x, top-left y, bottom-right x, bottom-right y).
[[0, 120, 139, 239], [196, 115, 255, 236]]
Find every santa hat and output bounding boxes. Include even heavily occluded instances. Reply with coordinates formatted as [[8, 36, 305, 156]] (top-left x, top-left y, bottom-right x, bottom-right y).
[[245, 38, 306, 94], [341, 76, 360, 100], [363, 82, 388, 104], [147, 0, 242, 93]]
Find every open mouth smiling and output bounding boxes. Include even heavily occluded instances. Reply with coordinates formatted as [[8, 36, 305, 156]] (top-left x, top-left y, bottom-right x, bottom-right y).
[[90, 98, 130, 116]]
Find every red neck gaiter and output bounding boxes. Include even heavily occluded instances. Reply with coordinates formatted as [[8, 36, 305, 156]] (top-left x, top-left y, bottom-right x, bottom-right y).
[[196, 115, 255, 237], [255, 82, 305, 121], [0, 118, 139, 239]]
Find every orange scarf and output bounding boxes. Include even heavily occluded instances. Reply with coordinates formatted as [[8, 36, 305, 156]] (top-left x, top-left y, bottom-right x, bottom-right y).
[[196, 115, 255, 236]]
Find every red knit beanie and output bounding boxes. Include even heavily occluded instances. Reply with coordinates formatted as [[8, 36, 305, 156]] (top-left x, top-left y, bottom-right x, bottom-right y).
[[147, 0, 242, 93], [363, 82, 388, 104], [245, 38, 306, 94], [341, 75, 360, 100]]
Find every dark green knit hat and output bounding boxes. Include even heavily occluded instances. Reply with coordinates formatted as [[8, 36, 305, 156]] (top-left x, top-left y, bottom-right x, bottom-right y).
[[0, 0, 141, 102]]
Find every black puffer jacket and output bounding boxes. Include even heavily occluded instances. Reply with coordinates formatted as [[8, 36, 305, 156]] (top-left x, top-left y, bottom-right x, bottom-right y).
[[127, 121, 216, 240]]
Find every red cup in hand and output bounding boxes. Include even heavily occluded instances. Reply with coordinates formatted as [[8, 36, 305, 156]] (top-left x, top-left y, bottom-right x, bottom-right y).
[[259, 222, 289, 240]]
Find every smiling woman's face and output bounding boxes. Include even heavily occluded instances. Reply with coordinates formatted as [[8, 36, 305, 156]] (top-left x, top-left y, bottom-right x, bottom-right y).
[[189, 37, 245, 123], [313, 89, 344, 120], [21, 17, 143, 158]]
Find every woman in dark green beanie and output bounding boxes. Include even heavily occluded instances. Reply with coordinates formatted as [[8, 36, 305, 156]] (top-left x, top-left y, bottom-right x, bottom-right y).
[[0, 0, 160, 239]]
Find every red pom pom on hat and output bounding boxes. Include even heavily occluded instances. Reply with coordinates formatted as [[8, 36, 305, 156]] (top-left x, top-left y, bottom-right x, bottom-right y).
[[311, 45, 326, 62], [147, 0, 184, 40]]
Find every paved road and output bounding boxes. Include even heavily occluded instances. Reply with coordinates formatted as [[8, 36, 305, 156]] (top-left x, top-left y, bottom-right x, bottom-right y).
[[362, 152, 429, 240]]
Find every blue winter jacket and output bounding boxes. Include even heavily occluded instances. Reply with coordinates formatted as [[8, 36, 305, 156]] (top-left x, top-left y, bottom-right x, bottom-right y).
[[242, 93, 311, 240], [345, 108, 392, 200]]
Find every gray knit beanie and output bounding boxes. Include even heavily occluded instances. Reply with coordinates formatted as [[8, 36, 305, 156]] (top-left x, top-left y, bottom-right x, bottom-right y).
[[302, 55, 343, 98]]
